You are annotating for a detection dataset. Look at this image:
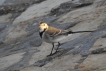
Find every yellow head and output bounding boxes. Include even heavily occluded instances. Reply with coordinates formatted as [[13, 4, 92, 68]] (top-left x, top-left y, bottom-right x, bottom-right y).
[[39, 22, 49, 32]]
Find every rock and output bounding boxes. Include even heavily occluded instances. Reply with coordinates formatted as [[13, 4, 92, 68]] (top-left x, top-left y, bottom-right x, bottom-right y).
[[29, 54, 82, 71], [30, 38, 42, 47], [9, 70, 19, 71], [71, 69, 81, 71], [0, 52, 25, 70], [34, 0, 46, 3], [0, 0, 6, 5], [18, 8, 25, 12], [78, 53, 106, 71], [0, 24, 7, 32], [90, 37, 106, 51], [91, 47, 106, 54], [80, 50, 90, 57], [12, 0, 71, 24], [94, 0, 106, 7], [0, 0, 106, 71], [50, 0, 94, 16], [0, 14, 12, 25]]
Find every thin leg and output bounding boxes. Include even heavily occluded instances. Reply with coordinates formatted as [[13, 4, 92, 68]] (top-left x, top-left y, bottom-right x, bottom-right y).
[[47, 43, 54, 57], [56, 42, 60, 52], [52, 42, 60, 55], [50, 43, 54, 55]]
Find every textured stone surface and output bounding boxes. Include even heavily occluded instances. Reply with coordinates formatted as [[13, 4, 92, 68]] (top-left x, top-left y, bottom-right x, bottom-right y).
[[78, 53, 106, 71], [0, 52, 25, 70], [0, 13, 12, 24], [12, 0, 71, 24], [90, 37, 106, 51], [50, 0, 94, 16], [0, 0, 5, 5], [0, 0, 106, 71]]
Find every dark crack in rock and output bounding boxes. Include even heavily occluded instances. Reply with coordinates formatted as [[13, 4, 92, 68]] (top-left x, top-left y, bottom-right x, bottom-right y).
[[3, 50, 38, 71], [0, 0, 46, 15], [95, 0, 106, 7], [74, 56, 88, 69], [50, 21, 81, 30], [71, 69, 81, 71], [49, 0, 93, 16], [101, 34, 106, 38], [0, 0, 106, 71], [34, 48, 74, 67], [0, 31, 42, 58], [0, 4, 27, 15], [91, 47, 106, 54], [38, 16, 79, 29], [3, 0, 46, 5]]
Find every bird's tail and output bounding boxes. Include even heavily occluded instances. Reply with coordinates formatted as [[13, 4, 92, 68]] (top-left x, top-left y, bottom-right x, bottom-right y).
[[67, 30, 94, 34]]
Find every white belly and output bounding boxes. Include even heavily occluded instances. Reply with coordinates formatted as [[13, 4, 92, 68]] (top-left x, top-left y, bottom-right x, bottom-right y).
[[42, 33, 67, 43]]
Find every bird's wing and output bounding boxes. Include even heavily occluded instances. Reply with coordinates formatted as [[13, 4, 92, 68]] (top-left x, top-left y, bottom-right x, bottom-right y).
[[45, 26, 61, 36], [48, 30, 69, 37], [45, 26, 72, 37]]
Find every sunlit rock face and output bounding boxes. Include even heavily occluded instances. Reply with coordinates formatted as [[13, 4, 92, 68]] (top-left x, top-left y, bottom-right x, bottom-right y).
[[0, 0, 106, 71]]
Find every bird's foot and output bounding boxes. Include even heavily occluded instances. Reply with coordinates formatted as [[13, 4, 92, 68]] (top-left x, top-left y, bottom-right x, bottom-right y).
[[52, 51, 59, 55], [47, 53, 52, 57], [47, 51, 59, 57]]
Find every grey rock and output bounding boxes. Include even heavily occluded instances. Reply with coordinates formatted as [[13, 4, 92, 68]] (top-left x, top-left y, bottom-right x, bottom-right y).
[[0, 0, 106, 71], [50, 0, 93, 16], [0, 0, 46, 15], [80, 50, 90, 57], [71, 69, 81, 71], [98, 19, 106, 30], [0, 24, 7, 32], [95, 0, 106, 7], [33, 48, 74, 67], [91, 47, 106, 54]]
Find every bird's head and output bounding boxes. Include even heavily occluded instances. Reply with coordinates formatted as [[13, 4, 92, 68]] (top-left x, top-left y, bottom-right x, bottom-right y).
[[39, 22, 49, 32]]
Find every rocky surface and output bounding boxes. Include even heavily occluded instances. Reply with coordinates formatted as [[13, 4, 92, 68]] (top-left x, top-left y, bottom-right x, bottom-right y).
[[0, 0, 106, 71]]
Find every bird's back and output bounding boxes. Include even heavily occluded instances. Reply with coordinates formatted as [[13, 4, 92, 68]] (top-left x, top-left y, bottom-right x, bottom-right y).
[[45, 26, 61, 36]]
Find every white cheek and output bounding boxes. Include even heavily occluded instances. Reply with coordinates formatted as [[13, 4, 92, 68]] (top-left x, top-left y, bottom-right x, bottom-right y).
[[40, 27, 44, 32]]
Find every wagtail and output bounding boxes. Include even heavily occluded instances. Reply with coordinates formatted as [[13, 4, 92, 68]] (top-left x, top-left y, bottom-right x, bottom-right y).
[[39, 22, 94, 56]]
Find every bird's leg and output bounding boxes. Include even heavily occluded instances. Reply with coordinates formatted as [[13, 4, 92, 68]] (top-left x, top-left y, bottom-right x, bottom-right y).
[[56, 42, 60, 52], [52, 42, 60, 55], [47, 43, 54, 57]]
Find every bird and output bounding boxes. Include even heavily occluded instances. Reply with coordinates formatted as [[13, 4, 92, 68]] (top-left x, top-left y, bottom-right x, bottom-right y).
[[39, 22, 94, 56]]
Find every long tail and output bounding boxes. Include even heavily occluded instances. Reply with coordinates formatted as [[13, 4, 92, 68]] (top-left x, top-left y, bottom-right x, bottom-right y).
[[68, 30, 94, 34]]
